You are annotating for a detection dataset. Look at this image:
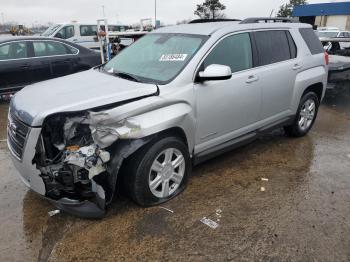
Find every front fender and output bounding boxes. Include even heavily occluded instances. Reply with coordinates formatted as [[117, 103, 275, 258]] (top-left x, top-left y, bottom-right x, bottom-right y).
[[90, 102, 195, 153]]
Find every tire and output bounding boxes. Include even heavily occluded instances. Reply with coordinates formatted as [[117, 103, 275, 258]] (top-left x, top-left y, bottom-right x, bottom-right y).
[[284, 92, 320, 137], [123, 136, 191, 206]]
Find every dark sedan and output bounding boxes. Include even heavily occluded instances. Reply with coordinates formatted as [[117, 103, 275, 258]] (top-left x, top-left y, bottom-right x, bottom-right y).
[[0, 37, 101, 98]]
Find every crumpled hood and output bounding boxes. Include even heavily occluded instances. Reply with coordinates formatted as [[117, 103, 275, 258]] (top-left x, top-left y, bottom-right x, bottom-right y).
[[11, 69, 158, 126]]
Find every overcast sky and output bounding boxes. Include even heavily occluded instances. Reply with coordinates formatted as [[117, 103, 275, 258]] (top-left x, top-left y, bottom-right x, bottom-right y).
[[0, 0, 346, 26]]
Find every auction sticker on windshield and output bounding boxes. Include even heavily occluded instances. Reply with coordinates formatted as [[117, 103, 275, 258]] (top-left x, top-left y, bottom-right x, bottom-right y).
[[159, 54, 188, 61]]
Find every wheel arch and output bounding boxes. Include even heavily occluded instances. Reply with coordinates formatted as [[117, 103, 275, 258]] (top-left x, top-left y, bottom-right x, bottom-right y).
[[292, 65, 327, 114], [301, 82, 324, 103]]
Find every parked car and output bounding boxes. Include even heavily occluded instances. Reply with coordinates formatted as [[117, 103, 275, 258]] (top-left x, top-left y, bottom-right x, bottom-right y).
[[8, 18, 328, 218], [0, 37, 101, 98], [41, 22, 131, 50], [316, 30, 350, 39], [321, 37, 350, 89]]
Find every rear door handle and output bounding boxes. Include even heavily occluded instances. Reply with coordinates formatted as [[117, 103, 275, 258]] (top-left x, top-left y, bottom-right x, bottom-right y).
[[246, 75, 259, 83], [21, 64, 29, 69], [293, 64, 302, 70]]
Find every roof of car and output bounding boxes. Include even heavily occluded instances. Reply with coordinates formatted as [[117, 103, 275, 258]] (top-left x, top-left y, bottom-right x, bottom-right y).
[[154, 21, 310, 36], [0, 36, 93, 52], [0, 36, 70, 43]]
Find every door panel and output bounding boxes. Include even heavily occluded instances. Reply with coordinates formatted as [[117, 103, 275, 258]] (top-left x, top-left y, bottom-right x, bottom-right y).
[[252, 30, 298, 120], [0, 41, 30, 94], [51, 57, 73, 77], [195, 71, 261, 147], [195, 33, 261, 153], [27, 57, 52, 84], [32, 40, 74, 79], [254, 61, 297, 120], [79, 25, 98, 49]]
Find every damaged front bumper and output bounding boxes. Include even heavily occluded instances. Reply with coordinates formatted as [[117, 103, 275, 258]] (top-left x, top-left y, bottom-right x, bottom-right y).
[[8, 116, 153, 218], [8, 127, 107, 218]]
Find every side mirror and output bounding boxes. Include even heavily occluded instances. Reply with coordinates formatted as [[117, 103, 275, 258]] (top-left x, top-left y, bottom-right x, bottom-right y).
[[198, 64, 232, 81]]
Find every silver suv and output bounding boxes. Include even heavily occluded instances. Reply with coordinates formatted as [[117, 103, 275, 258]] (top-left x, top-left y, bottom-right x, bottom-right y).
[[8, 18, 328, 217]]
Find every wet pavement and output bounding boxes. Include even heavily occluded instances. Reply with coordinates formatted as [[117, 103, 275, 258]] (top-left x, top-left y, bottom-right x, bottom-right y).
[[0, 89, 350, 261]]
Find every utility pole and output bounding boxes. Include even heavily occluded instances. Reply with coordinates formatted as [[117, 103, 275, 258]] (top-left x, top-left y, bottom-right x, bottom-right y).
[[154, 0, 157, 28], [102, 5, 106, 18]]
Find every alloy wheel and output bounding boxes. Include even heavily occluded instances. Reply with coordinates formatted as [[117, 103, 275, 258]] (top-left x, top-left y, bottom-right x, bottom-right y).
[[148, 148, 185, 198]]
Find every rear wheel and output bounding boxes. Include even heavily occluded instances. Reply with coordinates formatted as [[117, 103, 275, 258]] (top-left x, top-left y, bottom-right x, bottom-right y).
[[284, 92, 319, 137], [124, 136, 191, 206]]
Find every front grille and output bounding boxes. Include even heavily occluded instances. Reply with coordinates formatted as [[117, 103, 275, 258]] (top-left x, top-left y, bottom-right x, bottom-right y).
[[7, 111, 30, 160]]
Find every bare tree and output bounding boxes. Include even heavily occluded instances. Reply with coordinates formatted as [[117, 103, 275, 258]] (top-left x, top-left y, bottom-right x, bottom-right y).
[[194, 0, 226, 20], [277, 0, 308, 17]]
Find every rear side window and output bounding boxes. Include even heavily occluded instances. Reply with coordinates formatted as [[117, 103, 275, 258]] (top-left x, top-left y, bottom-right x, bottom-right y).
[[299, 28, 324, 54], [254, 30, 292, 66], [203, 33, 253, 73], [0, 42, 28, 60], [80, 25, 97, 36], [33, 41, 77, 57]]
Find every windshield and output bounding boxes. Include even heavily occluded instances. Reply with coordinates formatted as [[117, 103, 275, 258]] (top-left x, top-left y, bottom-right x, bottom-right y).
[[317, 31, 339, 38], [103, 33, 207, 84], [41, 24, 61, 36]]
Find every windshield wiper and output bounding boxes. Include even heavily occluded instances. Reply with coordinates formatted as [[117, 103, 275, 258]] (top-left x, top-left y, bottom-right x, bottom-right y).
[[113, 71, 141, 83]]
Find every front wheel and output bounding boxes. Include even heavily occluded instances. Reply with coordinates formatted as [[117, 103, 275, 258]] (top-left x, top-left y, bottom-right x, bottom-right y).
[[124, 136, 191, 206], [284, 92, 320, 137]]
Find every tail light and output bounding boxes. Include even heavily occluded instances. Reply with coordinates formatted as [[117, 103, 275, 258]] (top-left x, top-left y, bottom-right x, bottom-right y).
[[325, 51, 329, 65]]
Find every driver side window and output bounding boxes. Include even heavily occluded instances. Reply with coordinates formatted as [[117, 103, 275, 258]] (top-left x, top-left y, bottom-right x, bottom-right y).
[[55, 26, 75, 39], [203, 33, 253, 74]]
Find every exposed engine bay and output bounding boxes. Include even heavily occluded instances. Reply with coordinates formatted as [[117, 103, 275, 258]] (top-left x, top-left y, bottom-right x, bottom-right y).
[[32, 112, 151, 217]]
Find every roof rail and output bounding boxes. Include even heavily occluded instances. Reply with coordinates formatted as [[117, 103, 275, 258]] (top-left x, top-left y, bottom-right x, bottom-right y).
[[189, 18, 241, 24], [239, 17, 298, 24]]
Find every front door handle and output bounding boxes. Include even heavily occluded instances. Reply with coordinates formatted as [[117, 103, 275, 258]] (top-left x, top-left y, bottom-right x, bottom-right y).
[[246, 75, 259, 83], [293, 64, 302, 70]]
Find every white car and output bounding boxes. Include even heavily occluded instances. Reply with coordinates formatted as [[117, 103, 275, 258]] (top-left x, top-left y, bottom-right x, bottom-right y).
[[316, 30, 350, 39], [41, 22, 131, 50]]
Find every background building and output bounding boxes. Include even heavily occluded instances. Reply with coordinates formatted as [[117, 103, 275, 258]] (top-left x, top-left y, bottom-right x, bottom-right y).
[[293, 2, 350, 30]]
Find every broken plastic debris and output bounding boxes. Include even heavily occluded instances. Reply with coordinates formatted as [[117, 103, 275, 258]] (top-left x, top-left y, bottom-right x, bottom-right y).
[[260, 186, 266, 192], [64, 144, 110, 179], [48, 210, 60, 217], [159, 206, 174, 213], [200, 217, 219, 229], [261, 178, 269, 182]]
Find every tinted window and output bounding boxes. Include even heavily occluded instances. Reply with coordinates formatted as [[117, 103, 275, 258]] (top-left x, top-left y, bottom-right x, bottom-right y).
[[80, 25, 97, 36], [286, 31, 297, 58], [299, 28, 324, 55], [254, 30, 291, 66], [33, 41, 75, 57], [0, 42, 28, 60], [55, 25, 75, 39], [203, 33, 252, 73]]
